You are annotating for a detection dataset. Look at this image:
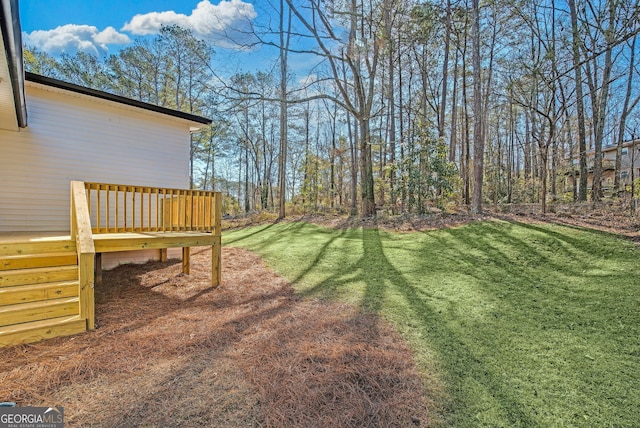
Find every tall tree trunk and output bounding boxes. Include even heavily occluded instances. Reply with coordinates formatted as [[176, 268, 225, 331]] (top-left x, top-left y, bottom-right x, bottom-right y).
[[385, 2, 397, 213], [244, 141, 250, 213], [461, 51, 471, 206], [398, 32, 406, 212], [277, 0, 291, 219], [568, 0, 588, 201], [471, 0, 484, 213], [360, 118, 376, 216], [524, 113, 532, 180], [507, 92, 514, 203], [237, 144, 243, 213], [589, 0, 616, 202], [449, 48, 459, 163], [347, 108, 359, 215], [439, 0, 452, 140], [329, 102, 337, 208]]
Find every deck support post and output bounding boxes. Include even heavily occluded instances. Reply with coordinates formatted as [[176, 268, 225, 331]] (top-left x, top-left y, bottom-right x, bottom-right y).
[[182, 247, 190, 274], [212, 237, 221, 287], [212, 192, 222, 287], [159, 248, 168, 262]]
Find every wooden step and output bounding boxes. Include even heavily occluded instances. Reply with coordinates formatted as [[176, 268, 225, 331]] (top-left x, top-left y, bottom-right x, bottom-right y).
[[0, 297, 79, 327], [0, 238, 75, 257], [0, 281, 79, 306], [0, 316, 87, 348], [0, 265, 78, 288], [0, 252, 77, 271]]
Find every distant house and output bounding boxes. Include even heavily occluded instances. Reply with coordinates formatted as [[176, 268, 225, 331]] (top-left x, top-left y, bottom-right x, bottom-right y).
[[566, 140, 640, 194], [0, 0, 221, 347]]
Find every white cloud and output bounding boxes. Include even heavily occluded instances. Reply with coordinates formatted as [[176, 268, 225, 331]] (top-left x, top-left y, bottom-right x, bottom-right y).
[[94, 26, 132, 45], [122, 0, 257, 49], [23, 24, 131, 56]]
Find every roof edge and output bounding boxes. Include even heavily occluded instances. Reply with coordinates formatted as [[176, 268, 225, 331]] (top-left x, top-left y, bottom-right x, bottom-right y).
[[1, 0, 27, 128], [25, 72, 212, 125]]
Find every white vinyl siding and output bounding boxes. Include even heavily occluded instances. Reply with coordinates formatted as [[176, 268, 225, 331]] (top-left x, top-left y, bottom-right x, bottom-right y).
[[0, 82, 196, 232], [101, 248, 183, 270]]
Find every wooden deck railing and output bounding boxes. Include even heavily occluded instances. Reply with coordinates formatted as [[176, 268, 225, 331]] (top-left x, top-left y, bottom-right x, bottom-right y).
[[70, 181, 95, 330], [68, 181, 222, 332], [84, 182, 220, 234]]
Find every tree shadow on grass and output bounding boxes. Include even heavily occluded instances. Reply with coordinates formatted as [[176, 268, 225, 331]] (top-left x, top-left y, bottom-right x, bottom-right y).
[[417, 221, 640, 426], [298, 227, 540, 427], [224, 220, 640, 427]]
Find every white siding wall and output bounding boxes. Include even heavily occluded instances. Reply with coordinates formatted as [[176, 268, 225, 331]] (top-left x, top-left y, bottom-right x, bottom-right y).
[[102, 248, 183, 270], [0, 82, 194, 232]]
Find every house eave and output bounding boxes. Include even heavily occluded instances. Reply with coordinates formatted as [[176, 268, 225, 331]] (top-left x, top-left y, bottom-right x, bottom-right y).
[[0, 0, 27, 130], [25, 72, 212, 127]]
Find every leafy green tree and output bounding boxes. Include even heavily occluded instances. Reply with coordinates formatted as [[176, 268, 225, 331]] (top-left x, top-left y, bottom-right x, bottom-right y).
[[44, 50, 109, 90], [23, 46, 59, 77]]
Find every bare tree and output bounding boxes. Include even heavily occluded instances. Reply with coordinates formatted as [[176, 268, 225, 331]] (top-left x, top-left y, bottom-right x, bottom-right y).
[[284, 0, 385, 216]]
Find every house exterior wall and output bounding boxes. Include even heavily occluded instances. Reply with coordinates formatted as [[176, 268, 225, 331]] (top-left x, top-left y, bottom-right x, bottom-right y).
[[102, 248, 183, 270], [568, 142, 640, 193], [613, 146, 640, 184], [0, 81, 192, 233]]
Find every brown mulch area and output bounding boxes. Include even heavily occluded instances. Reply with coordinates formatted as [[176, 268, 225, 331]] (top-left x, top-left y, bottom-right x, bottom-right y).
[[0, 247, 430, 427], [491, 208, 640, 240], [287, 206, 640, 238]]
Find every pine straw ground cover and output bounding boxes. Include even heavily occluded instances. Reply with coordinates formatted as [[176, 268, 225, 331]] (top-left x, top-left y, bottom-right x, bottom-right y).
[[0, 247, 430, 427]]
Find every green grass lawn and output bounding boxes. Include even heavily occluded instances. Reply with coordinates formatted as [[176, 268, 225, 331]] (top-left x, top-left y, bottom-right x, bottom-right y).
[[223, 220, 640, 427]]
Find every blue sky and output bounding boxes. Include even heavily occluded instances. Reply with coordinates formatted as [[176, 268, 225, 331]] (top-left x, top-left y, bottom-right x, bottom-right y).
[[19, 0, 282, 73]]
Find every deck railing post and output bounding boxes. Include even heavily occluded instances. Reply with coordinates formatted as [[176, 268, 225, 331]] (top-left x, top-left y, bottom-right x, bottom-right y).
[[70, 181, 95, 330]]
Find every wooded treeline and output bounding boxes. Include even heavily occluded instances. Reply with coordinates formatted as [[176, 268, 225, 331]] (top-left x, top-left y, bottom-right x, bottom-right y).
[[24, 0, 640, 217]]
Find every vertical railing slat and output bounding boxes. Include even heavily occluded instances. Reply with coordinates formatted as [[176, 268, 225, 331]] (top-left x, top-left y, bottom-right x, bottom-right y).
[[114, 186, 119, 232], [96, 185, 102, 233], [125, 186, 130, 232], [106, 185, 110, 232], [154, 189, 159, 232], [170, 189, 175, 232], [138, 187, 141, 231], [148, 188, 152, 231]]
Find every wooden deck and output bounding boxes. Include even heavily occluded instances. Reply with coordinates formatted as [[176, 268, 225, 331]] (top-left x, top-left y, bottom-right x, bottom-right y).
[[0, 181, 222, 348], [0, 230, 221, 347]]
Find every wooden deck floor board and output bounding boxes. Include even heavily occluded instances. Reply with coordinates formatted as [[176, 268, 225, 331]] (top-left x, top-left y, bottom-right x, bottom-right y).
[[92, 231, 217, 252], [0, 231, 217, 253]]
